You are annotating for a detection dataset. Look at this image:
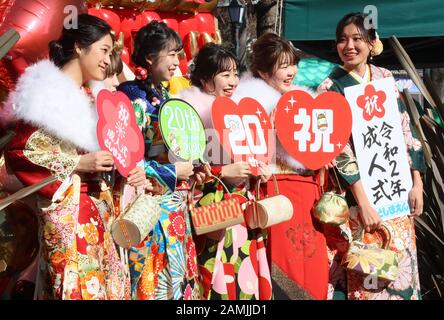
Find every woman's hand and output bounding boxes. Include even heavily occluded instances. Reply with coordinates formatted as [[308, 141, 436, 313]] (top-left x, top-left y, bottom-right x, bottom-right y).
[[409, 170, 424, 216], [324, 158, 337, 170], [175, 161, 194, 181], [194, 164, 212, 186], [351, 179, 382, 233], [76, 151, 114, 172], [359, 203, 382, 233], [127, 166, 146, 188], [259, 162, 272, 183], [220, 162, 251, 179]]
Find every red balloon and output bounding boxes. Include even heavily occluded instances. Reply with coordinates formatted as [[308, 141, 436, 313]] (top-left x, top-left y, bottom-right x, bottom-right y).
[[141, 10, 161, 25], [195, 13, 216, 34], [88, 7, 121, 37], [177, 15, 197, 40], [0, 0, 87, 90], [178, 58, 189, 77], [120, 46, 130, 66], [119, 9, 160, 50], [159, 13, 179, 33]]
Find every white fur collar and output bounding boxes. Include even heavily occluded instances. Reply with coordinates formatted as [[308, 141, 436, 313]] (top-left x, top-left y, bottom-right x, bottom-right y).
[[233, 72, 316, 114], [6, 60, 100, 152], [233, 72, 317, 173]]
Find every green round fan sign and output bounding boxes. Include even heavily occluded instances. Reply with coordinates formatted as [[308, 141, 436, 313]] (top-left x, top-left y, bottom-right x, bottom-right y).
[[159, 98, 206, 161]]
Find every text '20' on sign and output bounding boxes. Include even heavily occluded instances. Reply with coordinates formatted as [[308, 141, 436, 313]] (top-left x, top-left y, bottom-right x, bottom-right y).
[[96, 90, 145, 177], [212, 97, 275, 175], [159, 98, 207, 162], [274, 90, 352, 170]]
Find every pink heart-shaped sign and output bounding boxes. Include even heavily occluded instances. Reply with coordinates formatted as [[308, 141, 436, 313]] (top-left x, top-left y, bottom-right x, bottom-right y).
[[274, 90, 352, 170], [97, 90, 145, 177], [212, 97, 275, 175]]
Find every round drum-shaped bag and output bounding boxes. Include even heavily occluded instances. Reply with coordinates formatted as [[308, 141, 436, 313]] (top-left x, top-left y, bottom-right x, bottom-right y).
[[111, 194, 161, 249]]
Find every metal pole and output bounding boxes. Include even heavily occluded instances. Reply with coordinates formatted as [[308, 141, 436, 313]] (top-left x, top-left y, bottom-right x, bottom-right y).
[[234, 23, 240, 58]]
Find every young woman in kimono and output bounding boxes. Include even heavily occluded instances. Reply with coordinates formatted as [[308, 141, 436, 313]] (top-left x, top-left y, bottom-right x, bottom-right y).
[[232, 33, 329, 300], [175, 43, 273, 300], [118, 21, 204, 300], [89, 50, 123, 97], [3, 14, 146, 300], [317, 12, 426, 300]]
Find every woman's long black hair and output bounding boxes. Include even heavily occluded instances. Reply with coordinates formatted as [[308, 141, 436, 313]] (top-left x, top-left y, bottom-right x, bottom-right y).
[[49, 13, 114, 68]]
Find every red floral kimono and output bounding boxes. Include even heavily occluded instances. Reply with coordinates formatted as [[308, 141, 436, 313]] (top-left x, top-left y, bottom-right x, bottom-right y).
[[3, 60, 130, 299]]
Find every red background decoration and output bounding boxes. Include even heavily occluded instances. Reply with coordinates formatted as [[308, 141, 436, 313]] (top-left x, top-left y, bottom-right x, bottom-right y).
[[274, 90, 353, 170], [0, 0, 87, 93]]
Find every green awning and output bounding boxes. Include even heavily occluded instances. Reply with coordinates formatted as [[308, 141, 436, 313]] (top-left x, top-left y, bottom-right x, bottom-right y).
[[284, 0, 444, 41]]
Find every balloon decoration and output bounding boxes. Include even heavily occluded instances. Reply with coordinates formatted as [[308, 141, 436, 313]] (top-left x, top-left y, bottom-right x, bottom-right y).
[[0, 0, 87, 92], [88, 7, 121, 37]]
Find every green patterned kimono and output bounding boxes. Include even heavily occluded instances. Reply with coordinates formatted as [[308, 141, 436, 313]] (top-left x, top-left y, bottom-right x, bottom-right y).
[[317, 64, 426, 300]]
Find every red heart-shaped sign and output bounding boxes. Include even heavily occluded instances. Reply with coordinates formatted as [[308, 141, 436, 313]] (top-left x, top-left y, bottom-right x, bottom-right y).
[[274, 90, 352, 170], [212, 97, 274, 175], [97, 90, 145, 177]]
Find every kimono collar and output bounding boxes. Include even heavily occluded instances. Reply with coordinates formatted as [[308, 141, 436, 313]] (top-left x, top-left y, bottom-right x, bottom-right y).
[[340, 64, 372, 84]]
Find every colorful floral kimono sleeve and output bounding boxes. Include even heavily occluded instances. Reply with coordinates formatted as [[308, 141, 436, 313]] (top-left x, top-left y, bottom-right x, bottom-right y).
[[397, 97, 427, 173], [6, 121, 80, 198], [144, 160, 176, 192]]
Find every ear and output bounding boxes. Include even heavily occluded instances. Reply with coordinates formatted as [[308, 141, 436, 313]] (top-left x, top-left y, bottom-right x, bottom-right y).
[[258, 70, 269, 81], [74, 42, 82, 56], [145, 56, 153, 66]]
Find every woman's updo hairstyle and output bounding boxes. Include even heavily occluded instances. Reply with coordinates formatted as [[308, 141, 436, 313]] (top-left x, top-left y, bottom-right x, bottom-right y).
[[132, 21, 182, 92], [335, 12, 383, 60], [49, 13, 114, 68], [251, 33, 299, 79], [190, 43, 238, 90]]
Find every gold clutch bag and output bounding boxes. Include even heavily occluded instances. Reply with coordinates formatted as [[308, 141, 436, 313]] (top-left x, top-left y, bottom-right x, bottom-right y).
[[313, 168, 349, 225]]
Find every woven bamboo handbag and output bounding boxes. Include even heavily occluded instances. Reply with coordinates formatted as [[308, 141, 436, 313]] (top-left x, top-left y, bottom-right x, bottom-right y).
[[189, 175, 244, 235]]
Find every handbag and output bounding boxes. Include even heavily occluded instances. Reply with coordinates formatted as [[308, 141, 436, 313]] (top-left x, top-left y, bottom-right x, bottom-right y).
[[342, 224, 399, 282], [313, 168, 349, 225], [189, 175, 244, 235], [111, 193, 161, 249], [245, 175, 293, 229]]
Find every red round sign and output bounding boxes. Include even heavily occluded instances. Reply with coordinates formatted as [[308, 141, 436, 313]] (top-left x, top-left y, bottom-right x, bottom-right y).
[[274, 90, 352, 170], [96, 89, 145, 177]]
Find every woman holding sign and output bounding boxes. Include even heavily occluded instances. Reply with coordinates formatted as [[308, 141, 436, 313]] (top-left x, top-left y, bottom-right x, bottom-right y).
[[2, 14, 147, 299], [317, 12, 426, 300], [118, 21, 201, 300], [233, 33, 329, 300], [176, 43, 273, 300]]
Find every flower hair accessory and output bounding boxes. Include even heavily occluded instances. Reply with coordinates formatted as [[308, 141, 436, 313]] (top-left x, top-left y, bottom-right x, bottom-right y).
[[371, 31, 384, 57], [135, 66, 148, 81]]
